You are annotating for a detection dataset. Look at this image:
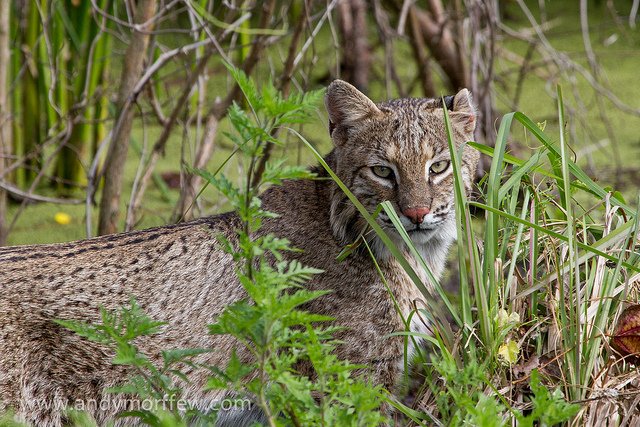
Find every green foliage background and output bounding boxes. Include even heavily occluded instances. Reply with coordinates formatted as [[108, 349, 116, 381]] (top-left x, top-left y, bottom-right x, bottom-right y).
[[4, 0, 640, 245]]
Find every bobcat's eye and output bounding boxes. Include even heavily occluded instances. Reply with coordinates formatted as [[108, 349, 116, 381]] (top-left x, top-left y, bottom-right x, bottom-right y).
[[430, 160, 450, 175], [372, 166, 394, 179]]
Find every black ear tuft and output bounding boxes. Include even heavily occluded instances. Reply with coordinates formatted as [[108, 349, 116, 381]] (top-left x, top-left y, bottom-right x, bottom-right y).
[[443, 95, 455, 111]]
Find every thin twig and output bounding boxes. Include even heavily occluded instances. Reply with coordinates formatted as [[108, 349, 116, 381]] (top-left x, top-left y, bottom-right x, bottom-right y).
[[631, 0, 639, 28], [8, 119, 77, 234], [250, 0, 313, 189], [0, 180, 83, 205], [512, 0, 640, 117], [293, 0, 338, 68], [396, 0, 413, 36], [579, 0, 622, 184], [132, 39, 213, 97], [124, 50, 213, 230], [146, 83, 168, 127], [373, 0, 405, 98], [126, 104, 149, 231], [90, 0, 181, 32]]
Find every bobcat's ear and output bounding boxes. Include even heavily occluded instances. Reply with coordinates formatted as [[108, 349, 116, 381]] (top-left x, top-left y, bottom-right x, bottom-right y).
[[325, 80, 382, 137], [449, 88, 476, 135]]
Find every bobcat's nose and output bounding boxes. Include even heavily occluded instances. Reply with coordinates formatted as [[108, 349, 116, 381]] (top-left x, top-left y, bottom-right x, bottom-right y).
[[402, 207, 430, 224]]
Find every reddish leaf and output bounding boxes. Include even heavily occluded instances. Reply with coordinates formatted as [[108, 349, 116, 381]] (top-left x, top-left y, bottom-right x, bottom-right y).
[[612, 305, 640, 357], [161, 171, 181, 190]]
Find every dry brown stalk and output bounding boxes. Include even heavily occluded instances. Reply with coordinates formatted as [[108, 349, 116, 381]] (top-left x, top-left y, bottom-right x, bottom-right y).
[[97, 0, 158, 235], [173, 0, 278, 222], [124, 50, 213, 231], [408, 5, 436, 97], [407, 0, 469, 90], [337, 0, 371, 91]]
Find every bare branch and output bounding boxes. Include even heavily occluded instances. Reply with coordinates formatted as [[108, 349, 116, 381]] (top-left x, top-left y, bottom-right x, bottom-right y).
[[293, 0, 339, 68], [124, 50, 213, 231], [85, 129, 112, 237], [337, 0, 371, 91], [372, 0, 405, 98], [408, 5, 435, 97], [396, 0, 412, 36], [631, 0, 639, 28], [132, 38, 213, 97], [0, 179, 83, 205], [97, 0, 158, 235]]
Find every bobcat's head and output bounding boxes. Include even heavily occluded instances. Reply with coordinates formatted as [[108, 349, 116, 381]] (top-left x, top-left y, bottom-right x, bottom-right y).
[[324, 80, 479, 266]]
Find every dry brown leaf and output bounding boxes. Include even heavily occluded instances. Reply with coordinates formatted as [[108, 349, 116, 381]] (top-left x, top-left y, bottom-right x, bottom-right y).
[[612, 305, 640, 357]]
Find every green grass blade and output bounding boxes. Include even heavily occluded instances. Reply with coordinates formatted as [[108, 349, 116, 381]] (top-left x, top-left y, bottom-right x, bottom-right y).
[[482, 112, 515, 348], [441, 104, 486, 346], [556, 86, 580, 398], [512, 112, 634, 214], [380, 202, 459, 326], [470, 201, 640, 273]]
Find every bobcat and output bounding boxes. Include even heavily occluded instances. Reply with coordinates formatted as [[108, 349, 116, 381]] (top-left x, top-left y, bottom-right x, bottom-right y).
[[0, 80, 478, 426]]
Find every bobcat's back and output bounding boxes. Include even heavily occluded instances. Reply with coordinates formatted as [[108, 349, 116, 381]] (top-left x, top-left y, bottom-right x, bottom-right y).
[[0, 215, 242, 425]]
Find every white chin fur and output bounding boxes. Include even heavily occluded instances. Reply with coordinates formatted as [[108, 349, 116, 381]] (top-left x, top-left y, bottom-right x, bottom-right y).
[[368, 215, 456, 277]]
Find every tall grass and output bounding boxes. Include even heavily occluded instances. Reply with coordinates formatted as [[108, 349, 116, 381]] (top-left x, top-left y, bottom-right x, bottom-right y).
[[55, 0, 113, 188], [410, 88, 640, 424]]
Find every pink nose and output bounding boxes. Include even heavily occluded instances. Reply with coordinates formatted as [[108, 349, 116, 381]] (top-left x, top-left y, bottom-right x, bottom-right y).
[[402, 207, 430, 224]]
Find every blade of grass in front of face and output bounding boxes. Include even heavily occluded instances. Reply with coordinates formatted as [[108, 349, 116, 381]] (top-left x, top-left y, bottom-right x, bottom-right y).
[[380, 201, 460, 330], [442, 104, 485, 347], [362, 238, 426, 384]]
